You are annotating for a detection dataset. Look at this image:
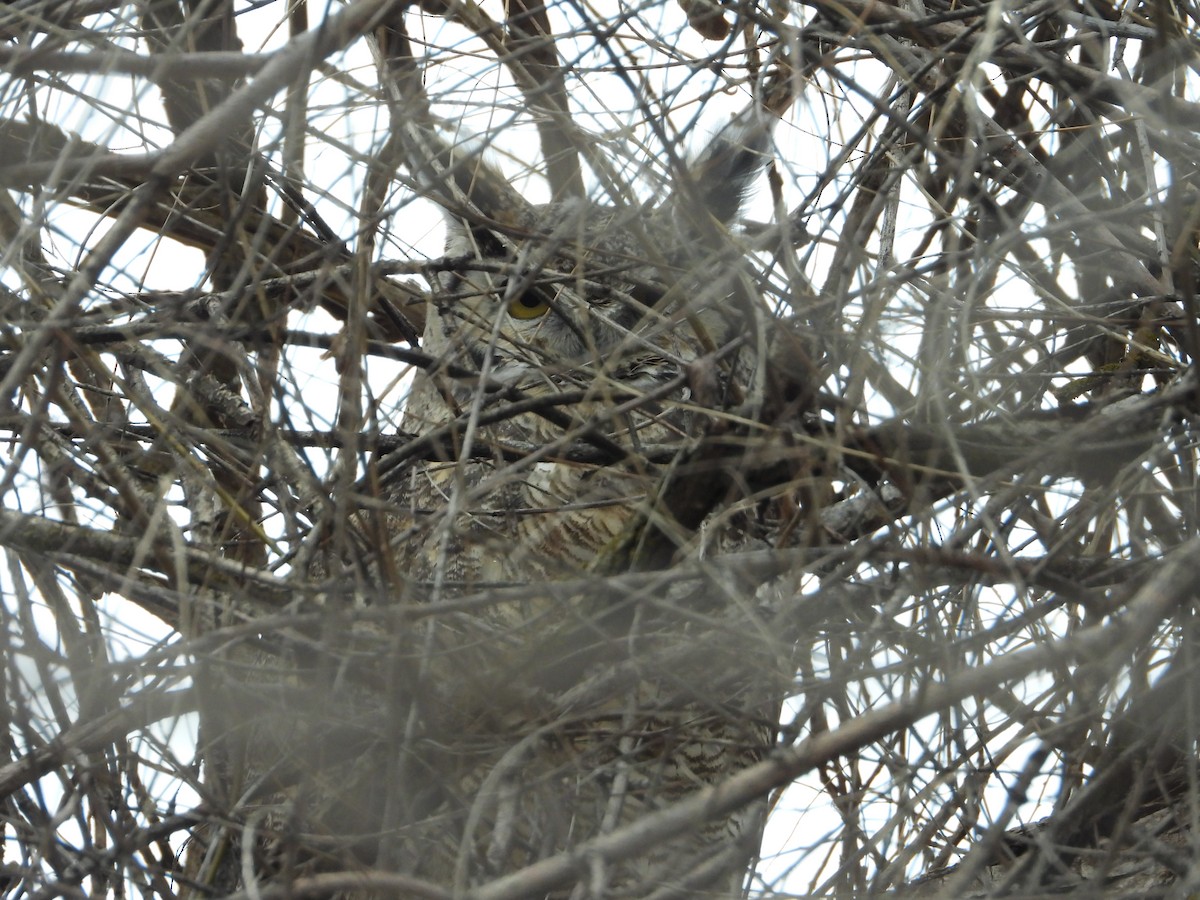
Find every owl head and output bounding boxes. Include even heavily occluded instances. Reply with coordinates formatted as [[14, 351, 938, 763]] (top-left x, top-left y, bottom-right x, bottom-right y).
[[419, 114, 775, 395]]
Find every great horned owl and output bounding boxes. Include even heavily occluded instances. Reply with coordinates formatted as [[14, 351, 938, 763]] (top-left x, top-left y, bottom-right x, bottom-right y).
[[355, 112, 785, 896], [193, 111, 785, 899]]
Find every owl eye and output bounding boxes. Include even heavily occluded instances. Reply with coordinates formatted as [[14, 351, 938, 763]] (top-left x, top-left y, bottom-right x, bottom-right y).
[[507, 293, 550, 320]]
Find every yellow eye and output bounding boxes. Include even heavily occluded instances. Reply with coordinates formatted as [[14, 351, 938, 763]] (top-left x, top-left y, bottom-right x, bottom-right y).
[[507, 294, 550, 320]]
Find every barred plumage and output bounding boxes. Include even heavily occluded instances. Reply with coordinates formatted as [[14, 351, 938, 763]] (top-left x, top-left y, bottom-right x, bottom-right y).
[[371, 113, 782, 896]]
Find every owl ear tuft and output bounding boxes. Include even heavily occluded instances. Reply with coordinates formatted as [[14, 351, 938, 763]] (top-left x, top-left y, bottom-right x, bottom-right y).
[[677, 111, 775, 228], [397, 121, 533, 249]]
